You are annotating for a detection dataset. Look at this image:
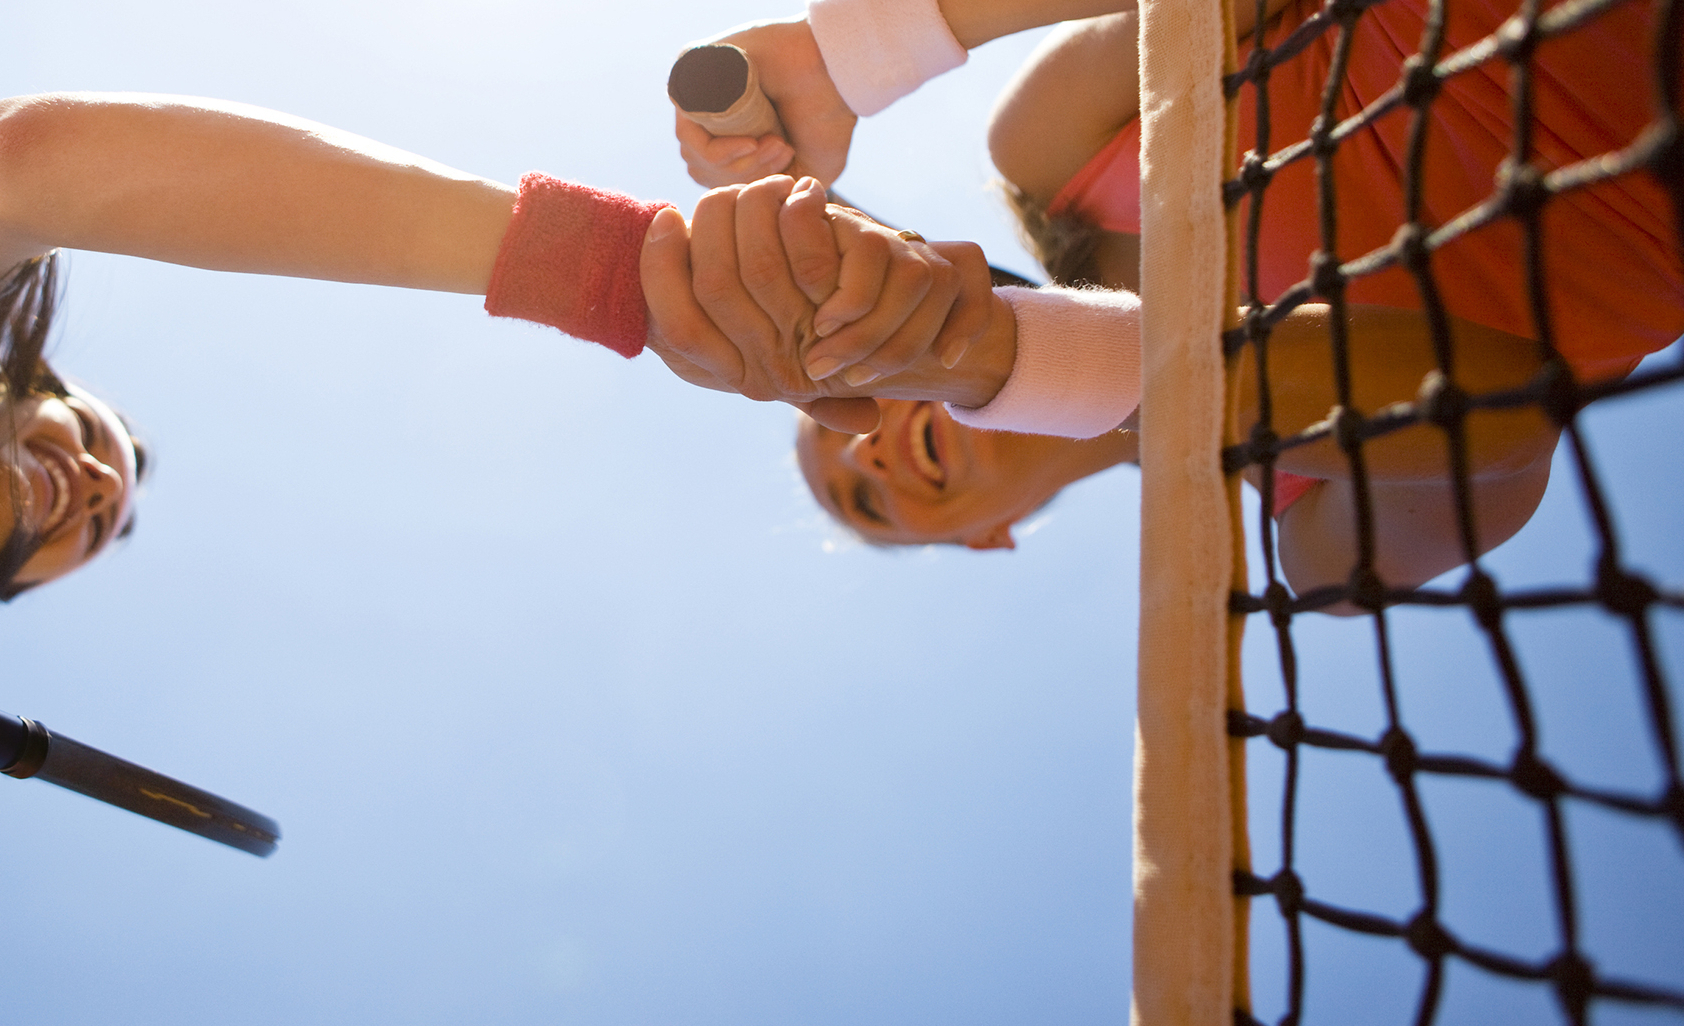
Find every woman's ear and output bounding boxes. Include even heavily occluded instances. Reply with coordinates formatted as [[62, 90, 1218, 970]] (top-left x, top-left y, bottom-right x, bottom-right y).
[[963, 522, 1017, 551]]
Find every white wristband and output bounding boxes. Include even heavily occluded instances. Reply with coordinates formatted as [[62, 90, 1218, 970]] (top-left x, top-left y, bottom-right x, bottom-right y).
[[946, 286, 1142, 439], [806, 0, 968, 116]]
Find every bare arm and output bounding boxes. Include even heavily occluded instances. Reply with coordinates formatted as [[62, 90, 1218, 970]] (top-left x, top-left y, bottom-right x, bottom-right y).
[[0, 93, 515, 293], [1236, 304, 1559, 483], [678, 0, 1133, 188], [1274, 454, 1553, 610], [944, 0, 1292, 46], [1240, 306, 1559, 608], [987, 13, 1140, 204], [937, 0, 1131, 47]]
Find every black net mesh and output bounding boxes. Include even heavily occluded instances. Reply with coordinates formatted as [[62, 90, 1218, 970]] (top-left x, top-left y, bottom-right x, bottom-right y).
[[1218, 0, 1684, 1021]]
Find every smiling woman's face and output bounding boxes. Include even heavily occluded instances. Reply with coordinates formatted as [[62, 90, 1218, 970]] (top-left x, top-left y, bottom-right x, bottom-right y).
[[1, 384, 139, 592], [795, 399, 1077, 550]]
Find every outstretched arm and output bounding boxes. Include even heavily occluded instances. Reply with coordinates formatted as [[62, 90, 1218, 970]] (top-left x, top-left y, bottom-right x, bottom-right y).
[[0, 94, 977, 424], [676, 0, 1126, 188], [678, 0, 1306, 188], [1273, 454, 1554, 608], [0, 93, 515, 292]]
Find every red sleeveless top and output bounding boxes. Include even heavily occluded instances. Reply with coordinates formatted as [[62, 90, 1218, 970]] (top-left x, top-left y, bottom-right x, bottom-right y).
[[1051, 0, 1684, 385]]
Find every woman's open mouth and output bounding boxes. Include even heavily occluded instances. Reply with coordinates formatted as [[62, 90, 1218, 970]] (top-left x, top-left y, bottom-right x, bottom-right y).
[[27, 443, 77, 539], [907, 402, 946, 487]]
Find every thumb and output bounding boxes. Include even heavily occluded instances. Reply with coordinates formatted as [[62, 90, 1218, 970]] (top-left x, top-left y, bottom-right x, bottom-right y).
[[641, 206, 747, 388], [806, 396, 882, 434]]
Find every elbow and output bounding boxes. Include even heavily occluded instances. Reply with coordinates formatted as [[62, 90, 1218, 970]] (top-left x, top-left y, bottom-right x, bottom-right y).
[[984, 101, 1026, 190]]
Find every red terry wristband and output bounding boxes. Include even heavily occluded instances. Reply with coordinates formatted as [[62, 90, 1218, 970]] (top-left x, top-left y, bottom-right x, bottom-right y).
[[484, 173, 674, 358]]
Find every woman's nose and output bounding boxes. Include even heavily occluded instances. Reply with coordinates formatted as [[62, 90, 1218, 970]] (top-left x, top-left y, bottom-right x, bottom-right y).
[[76, 452, 123, 512], [842, 432, 889, 479]]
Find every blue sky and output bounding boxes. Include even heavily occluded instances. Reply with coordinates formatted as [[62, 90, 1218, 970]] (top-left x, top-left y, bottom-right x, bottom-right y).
[[3, 1, 1679, 1024]]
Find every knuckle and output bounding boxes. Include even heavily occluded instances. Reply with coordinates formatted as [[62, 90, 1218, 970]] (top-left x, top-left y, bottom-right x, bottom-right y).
[[858, 231, 889, 262], [788, 250, 837, 289], [891, 253, 934, 294], [736, 252, 786, 294], [930, 260, 960, 301], [742, 174, 795, 200], [690, 270, 739, 311], [769, 367, 814, 401], [736, 371, 776, 403]]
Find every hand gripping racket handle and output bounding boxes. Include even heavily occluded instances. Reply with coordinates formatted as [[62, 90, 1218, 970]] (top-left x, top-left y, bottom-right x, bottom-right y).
[[1, 710, 280, 858], [666, 46, 1039, 289], [668, 44, 785, 140]]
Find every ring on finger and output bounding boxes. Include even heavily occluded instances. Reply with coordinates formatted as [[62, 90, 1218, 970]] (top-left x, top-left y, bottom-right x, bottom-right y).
[[896, 229, 925, 243]]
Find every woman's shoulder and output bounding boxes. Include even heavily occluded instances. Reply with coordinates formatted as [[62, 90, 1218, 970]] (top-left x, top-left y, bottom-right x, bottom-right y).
[[987, 14, 1140, 206]]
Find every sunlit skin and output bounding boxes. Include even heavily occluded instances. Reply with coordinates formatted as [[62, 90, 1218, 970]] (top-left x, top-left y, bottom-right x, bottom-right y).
[[1, 384, 138, 588], [982, 10, 1562, 608], [0, 94, 974, 595], [797, 398, 1137, 549]]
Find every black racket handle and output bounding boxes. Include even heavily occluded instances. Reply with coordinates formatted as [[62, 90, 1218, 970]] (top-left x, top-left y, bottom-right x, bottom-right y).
[[1, 711, 279, 858]]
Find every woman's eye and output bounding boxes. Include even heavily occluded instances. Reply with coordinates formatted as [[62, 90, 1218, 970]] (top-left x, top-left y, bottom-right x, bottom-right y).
[[71, 407, 98, 447], [86, 513, 107, 554], [853, 481, 887, 525]]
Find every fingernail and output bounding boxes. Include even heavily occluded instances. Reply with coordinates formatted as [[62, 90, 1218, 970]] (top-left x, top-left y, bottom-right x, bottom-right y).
[[843, 365, 880, 387], [726, 139, 759, 160], [806, 355, 842, 380], [792, 176, 821, 197], [940, 341, 968, 369], [814, 318, 841, 338], [646, 206, 680, 242]]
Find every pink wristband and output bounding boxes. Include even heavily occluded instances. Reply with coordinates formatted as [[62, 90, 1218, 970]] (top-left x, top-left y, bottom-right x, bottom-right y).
[[484, 173, 674, 358], [807, 0, 967, 116], [946, 286, 1142, 439]]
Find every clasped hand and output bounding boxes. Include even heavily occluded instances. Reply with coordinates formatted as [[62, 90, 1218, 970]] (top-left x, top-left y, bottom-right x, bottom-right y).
[[642, 175, 1008, 433]]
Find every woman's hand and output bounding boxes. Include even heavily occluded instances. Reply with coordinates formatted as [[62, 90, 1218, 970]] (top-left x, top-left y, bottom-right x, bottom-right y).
[[641, 175, 1011, 432], [673, 17, 857, 188]]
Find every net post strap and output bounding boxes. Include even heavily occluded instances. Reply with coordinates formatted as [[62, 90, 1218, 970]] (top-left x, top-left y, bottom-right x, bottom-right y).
[[1133, 0, 1251, 1020]]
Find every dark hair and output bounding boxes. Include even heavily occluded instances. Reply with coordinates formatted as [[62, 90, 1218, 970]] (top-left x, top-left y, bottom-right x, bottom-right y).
[[1, 253, 61, 397], [996, 179, 1107, 287], [0, 253, 151, 601]]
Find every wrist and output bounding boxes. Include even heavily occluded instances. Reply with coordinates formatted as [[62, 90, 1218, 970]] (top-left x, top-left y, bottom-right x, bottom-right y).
[[484, 174, 673, 357], [945, 284, 1142, 439], [806, 0, 967, 116]]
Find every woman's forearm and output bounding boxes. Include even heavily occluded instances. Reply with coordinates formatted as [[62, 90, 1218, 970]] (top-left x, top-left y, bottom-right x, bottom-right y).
[[1276, 455, 1553, 611], [936, 0, 1130, 48], [1236, 303, 1558, 482], [0, 93, 515, 293]]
